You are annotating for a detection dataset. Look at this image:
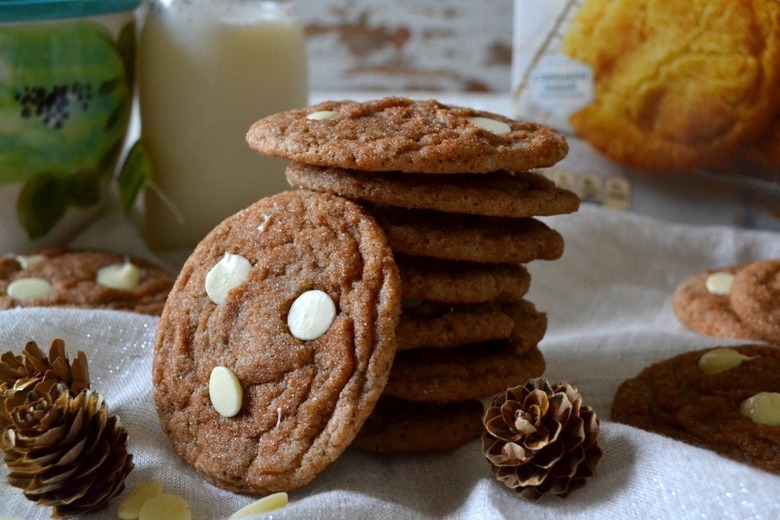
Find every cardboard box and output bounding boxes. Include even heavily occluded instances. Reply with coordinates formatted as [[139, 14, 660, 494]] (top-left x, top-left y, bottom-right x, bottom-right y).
[[511, 0, 780, 229]]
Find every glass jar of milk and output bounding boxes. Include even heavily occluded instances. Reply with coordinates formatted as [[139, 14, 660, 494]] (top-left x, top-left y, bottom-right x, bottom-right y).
[[138, 0, 308, 265]]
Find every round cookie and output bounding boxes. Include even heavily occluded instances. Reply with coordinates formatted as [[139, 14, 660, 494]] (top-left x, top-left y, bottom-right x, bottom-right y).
[[153, 190, 401, 495], [671, 265, 759, 340], [562, 0, 780, 173], [384, 343, 545, 402], [286, 164, 580, 218], [0, 249, 175, 315], [246, 97, 569, 174], [612, 344, 780, 475], [729, 259, 780, 342], [397, 302, 515, 351], [373, 207, 564, 265], [397, 255, 530, 304], [353, 397, 484, 453]]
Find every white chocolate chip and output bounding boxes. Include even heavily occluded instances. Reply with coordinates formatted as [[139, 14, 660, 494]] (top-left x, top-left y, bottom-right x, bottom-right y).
[[138, 493, 191, 520], [15, 254, 45, 269], [229, 492, 289, 519], [209, 366, 243, 417], [740, 392, 780, 427], [287, 289, 336, 341], [698, 348, 759, 375], [7, 277, 53, 301], [96, 262, 141, 291], [118, 480, 164, 519], [205, 253, 252, 305], [705, 271, 734, 295], [466, 116, 511, 136], [306, 110, 338, 120], [257, 213, 272, 232]]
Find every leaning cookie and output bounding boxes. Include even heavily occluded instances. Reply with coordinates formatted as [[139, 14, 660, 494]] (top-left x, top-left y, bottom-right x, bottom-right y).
[[153, 190, 401, 495], [286, 164, 580, 218], [247, 97, 569, 174], [0, 249, 175, 315], [612, 344, 780, 475]]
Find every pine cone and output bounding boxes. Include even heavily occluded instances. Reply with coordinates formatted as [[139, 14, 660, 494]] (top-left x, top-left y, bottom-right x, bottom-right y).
[[2, 379, 134, 518], [0, 339, 89, 429], [481, 377, 602, 500]]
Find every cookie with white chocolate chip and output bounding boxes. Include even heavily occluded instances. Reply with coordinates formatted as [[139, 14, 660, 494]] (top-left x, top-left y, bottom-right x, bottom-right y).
[[672, 261, 780, 342], [153, 190, 401, 495], [612, 344, 780, 475], [672, 265, 756, 339], [0, 248, 175, 315], [246, 97, 569, 174]]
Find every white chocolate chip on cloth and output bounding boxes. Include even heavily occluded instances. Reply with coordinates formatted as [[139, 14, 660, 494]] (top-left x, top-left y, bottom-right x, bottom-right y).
[[153, 189, 401, 495]]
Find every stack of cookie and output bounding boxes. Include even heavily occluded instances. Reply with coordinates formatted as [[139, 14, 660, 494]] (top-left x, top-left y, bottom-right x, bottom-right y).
[[246, 97, 580, 453]]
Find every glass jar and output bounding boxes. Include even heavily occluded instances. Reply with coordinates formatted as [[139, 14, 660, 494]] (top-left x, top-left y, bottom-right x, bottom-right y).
[[0, 0, 139, 250], [137, 0, 309, 265]]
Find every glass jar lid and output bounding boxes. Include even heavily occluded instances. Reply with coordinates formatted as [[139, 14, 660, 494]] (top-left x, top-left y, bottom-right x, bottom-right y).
[[0, 0, 140, 23]]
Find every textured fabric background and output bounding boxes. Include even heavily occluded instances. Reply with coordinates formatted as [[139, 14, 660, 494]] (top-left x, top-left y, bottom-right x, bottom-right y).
[[1, 204, 779, 519]]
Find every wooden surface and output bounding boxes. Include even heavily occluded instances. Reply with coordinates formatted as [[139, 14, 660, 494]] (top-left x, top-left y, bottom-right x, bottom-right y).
[[295, 0, 513, 92]]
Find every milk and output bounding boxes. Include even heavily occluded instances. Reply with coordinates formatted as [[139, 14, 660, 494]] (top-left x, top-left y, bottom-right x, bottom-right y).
[[138, 2, 308, 260]]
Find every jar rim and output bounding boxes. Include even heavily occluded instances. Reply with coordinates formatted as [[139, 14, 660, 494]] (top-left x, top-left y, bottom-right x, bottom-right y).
[[0, 0, 140, 23]]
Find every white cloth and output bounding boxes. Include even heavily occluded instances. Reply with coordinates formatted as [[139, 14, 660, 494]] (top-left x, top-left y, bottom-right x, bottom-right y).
[[1, 204, 780, 520]]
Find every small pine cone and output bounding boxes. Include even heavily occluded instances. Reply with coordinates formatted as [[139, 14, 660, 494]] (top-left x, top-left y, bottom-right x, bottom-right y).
[[2, 380, 134, 518], [0, 339, 89, 429], [482, 377, 602, 500]]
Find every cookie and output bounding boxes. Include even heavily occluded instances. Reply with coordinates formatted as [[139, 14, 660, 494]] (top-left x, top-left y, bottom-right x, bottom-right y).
[[153, 190, 401, 494], [671, 265, 758, 340], [729, 259, 780, 342], [384, 343, 545, 402], [612, 344, 780, 475], [246, 97, 569, 174], [505, 299, 548, 354], [353, 397, 484, 453], [0, 249, 174, 316], [286, 164, 580, 218], [373, 207, 564, 265], [562, 0, 780, 173], [397, 302, 516, 351], [397, 255, 531, 304]]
